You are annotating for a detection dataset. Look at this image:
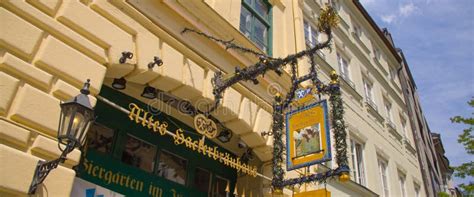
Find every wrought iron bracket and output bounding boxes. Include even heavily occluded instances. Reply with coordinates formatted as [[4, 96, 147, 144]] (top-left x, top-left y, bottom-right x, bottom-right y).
[[28, 143, 74, 194], [181, 5, 348, 191]]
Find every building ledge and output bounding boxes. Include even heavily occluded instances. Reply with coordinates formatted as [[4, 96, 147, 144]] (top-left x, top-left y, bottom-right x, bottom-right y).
[[351, 32, 370, 54], [365, 100, 384, 124], [373, 57, 389, 77], [386, 120, 403, 146], [404, 139, 417, 155]]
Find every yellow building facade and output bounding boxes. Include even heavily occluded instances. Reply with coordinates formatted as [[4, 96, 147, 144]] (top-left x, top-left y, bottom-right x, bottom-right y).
[[0, 0, 424, 196]]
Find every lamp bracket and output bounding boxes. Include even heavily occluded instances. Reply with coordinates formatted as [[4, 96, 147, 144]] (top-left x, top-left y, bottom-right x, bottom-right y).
[[28, 153, 66, 194], [28, 142, 74, 194]]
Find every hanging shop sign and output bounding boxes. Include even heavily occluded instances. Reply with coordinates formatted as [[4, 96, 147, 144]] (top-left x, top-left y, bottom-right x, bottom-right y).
[[294, 87, 317, 107], [294, 189, 331, 197], [128, 103, 258, 177], [286, 100, 331, 170]]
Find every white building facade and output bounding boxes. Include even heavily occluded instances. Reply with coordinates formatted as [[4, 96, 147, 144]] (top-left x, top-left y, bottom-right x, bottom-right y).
[[293, 0, 425, 196]]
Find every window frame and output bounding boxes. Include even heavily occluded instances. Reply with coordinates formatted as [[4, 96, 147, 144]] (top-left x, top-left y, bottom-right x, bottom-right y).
[[398, 173, 407, 197], [212, 175, 230, 197], [414, 183, 421, 197], [350, 139, 366, 186], [240, 0, 272, 55], [401, 117, 408, 138], [86, 122, 117, 155], [156, 149, 189, 186], [337, 53, 351, 81], [303, 17, 325, 59], [353, 23, 363, 39], [121, 133, 158, 173], [304, 19, 318, 48], [388, 66, 397, 80], [378, 158, 390, 197], [384, 101, 393, 123], [193, 167, 212, 193], [363, 79, 375, 103], [373, 47, 381, 61]]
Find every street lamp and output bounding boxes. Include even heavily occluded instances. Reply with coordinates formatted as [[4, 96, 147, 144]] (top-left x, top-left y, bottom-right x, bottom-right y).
[[28, 79, 95, 194]]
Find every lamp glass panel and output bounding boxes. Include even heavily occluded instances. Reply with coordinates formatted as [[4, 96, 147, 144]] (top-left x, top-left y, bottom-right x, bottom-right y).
[[71, 111, 85, 142], [79, 119, 92, 146], [59, 105, 74, 138], [76, 108, 94, 146]]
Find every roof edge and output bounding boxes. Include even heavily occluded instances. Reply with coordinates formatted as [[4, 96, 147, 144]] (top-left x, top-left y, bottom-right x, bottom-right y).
[[352, 0, 402, 63]]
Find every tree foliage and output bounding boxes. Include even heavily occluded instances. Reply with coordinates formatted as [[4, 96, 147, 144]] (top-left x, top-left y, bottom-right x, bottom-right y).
[[450, 98, 474, 194]]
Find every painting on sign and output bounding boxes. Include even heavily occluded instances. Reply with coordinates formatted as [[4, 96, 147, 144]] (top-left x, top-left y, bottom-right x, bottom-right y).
[[293, 123, 322, 157], [286, 100, 331, 170]]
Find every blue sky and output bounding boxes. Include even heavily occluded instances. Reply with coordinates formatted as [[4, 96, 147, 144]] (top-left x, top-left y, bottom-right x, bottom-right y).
[[360, 0, 473, 187]]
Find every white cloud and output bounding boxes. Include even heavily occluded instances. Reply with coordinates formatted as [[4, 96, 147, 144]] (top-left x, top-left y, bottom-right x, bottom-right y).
[[381, 14, 396, 24], [399, 2, 417, 17]]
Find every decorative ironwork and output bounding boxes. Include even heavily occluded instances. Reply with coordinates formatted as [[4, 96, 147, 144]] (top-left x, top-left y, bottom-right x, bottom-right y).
[[28, 142, 75, 194], [182, 4, 349, 191], [29, 80, 95, 194], [193, 114, 218, 138]]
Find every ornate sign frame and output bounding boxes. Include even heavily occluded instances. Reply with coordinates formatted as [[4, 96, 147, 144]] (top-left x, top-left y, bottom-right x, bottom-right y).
[[286, 100, 331, 170]]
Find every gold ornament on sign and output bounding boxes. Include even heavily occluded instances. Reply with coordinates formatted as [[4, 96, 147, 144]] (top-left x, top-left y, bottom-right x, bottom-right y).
[[317, 4, 340, 32], [194, 114, 218, 138], [338, 172, 350, 182], [330, 70, 339, 84], [273, 188, 283, 195]]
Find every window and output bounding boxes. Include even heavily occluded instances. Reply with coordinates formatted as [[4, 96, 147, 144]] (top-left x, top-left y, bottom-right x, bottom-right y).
[[87, 123, 115, 154], [304, 20, 318, 48], [331, 0, 341, 11], [399, 173, 407, 197], [86, 88, 238, 195], [157, 150, 188, 185], [337, 53, 350, 81], [121, 134, 157, 173], [378, 158, 390, 197], [194, 168, 211, 193], [240, 0, 271, 53], [213, 176, 229, 197], [385, 101, 393, 123], [389, 67, 397, 80], [414, 184, 420, 197], [401, 118, 408, 138], [353, 23, 362, 38], [363, 79, 376, 109], [373, 47, 381, 61], [350, 139, 366, 186]]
